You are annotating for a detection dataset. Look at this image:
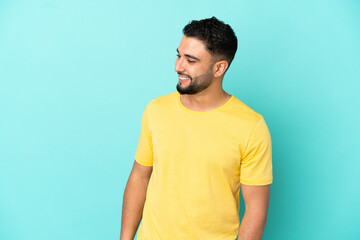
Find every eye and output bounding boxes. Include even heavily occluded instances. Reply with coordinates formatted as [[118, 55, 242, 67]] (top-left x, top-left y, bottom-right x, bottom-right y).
[[176, 54, 180, 58], [187, 59, 195, 63]]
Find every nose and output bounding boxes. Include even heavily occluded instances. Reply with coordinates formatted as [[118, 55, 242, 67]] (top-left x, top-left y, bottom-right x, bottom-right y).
[[174, 57, 185, 73]]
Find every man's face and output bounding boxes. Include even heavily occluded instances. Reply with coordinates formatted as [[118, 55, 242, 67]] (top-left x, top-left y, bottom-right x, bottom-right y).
[[175, 36, 215, 95]]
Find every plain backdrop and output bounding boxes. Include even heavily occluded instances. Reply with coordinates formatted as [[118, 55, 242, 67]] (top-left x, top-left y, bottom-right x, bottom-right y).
[[0, 0, 359, 239]]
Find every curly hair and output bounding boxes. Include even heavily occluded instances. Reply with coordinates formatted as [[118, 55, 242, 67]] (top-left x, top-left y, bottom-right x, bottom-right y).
[[183, 16, 238, 66]]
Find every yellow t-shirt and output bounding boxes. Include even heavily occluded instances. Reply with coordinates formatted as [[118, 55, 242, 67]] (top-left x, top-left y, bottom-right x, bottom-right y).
[[135, 92, 272, 240]]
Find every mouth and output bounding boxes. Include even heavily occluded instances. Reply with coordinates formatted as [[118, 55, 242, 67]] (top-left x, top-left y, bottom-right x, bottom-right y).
[[178, 75, 191, 84]]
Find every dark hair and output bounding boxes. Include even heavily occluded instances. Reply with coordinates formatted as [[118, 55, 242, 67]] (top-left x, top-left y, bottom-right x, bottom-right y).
[[183, 16, 238, 66]]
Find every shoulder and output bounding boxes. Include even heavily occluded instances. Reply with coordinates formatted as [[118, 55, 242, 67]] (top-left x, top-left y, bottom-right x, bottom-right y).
[[226, 96, 264, 125], [145, 92, 178, 113], [150, 92, 178, 105], [227, 97, 271, 154]]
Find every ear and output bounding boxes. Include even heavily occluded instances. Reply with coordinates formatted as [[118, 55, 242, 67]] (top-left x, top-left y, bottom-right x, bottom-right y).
[[213, 60, 229, 78]]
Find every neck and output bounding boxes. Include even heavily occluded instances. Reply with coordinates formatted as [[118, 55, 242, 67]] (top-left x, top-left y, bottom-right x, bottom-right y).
[[180, 80, 231, 112]]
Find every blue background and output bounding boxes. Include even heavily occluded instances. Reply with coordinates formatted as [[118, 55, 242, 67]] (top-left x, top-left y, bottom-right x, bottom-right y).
[[1, 0, 359, 239]]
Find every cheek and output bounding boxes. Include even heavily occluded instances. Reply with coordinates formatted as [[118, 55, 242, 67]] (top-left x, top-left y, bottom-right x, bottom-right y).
[[192, 66, 207, 77]]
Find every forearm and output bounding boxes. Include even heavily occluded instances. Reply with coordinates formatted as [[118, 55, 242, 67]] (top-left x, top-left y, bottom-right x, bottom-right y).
[[238, 209, 267, 240], [120, 176, 149, 240]]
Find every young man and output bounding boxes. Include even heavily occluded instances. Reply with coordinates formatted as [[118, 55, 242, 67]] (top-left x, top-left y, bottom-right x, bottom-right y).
[[121, 17, 272, 240]]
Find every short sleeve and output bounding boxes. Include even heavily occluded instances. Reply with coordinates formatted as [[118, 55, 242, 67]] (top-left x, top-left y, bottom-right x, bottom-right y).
[[240, 116, 273, 185], [135, 106, 154, 166]]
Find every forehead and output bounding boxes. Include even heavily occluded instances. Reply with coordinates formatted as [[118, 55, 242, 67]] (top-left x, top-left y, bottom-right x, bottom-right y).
[[177, 36, 211, 58]]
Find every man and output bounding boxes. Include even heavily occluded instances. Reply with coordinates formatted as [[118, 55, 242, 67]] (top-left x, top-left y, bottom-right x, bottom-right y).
[[120, 17, 272, 240]]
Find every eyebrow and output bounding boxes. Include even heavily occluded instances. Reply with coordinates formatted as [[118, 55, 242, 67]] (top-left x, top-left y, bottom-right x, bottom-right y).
[[176, 48, 200, 61]]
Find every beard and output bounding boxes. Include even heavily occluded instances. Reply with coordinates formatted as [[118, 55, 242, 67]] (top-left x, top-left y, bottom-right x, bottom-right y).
[[176, 68, 214, 95]]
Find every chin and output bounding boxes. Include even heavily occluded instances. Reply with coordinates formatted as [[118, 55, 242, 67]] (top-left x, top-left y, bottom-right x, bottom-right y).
[[176, 82, 203, 95], [176, 84, 187, 95]]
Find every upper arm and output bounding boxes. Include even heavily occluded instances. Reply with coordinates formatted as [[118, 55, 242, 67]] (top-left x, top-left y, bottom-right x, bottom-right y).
[[240, 116, 272, 186], [130, 160, 153, 184], [135, 105, 154, 167], [241, 184, 270, 212]]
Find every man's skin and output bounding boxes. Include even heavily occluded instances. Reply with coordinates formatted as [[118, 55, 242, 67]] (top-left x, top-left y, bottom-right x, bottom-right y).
[[120, 36, 270, 240], [121, 162, 152, 240]]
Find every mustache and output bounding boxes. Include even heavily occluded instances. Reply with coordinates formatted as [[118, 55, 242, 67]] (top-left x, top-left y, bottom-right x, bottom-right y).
[[177, 72, 192, 80]]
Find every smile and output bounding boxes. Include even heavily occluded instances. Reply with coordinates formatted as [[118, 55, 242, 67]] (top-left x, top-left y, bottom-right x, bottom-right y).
[[178, 75, 191, 84]]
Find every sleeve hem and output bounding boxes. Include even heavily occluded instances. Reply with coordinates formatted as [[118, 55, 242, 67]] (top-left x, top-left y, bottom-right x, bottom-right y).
[[240, 178, 273, 186], [135, 158, 153, 167]]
